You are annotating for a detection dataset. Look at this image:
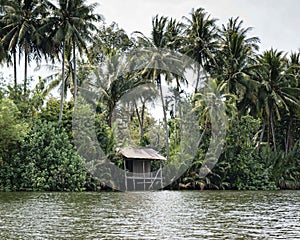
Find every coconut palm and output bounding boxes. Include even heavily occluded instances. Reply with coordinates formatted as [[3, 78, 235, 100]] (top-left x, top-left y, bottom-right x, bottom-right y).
[[0, 0, 47, 91], [214, 17, 260, 112], [252, 49, 300, 151], [134, 15, 186, 159], [283, 51, 300, 153], [34, 57, 74, 101], [88, 54, 145, 128], [44, 0, 101, 121], [191, 78, 235, 185], [0, 8, 11, 66], [182, 8, 219, 93], [120, 83, 158, 145], [0, 0, 18, 87], [193, 78, 237, 130], [286, 51, 300, 88]]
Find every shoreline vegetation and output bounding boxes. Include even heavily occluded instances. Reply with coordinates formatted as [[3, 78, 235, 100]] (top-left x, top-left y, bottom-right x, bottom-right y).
[[0, 1, 299, 192]]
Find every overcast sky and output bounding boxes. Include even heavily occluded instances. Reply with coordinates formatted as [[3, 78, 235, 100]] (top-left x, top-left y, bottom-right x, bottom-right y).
[[99, 0, 300, 53]]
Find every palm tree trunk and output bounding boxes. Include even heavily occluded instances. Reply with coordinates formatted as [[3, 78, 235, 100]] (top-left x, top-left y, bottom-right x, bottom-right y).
[[285, 117, 292, 155], [13, 49, 17, 89], [59, 41, 66, 123], [158, 74, 169, 160], [194, 65, 201, 94], [108, 102, 116, 128], [24, 44, 28, 94], [258, 121, 266, 150], [134, 101, 145, 145], [267, 114, 271, 146], [73, 40, 77, 103], [196, 119, 208, 149], [270, 112, 276, 151]]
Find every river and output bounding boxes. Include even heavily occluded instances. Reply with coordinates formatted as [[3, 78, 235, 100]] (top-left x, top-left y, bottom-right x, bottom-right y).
[[0, 191, 299, 239]]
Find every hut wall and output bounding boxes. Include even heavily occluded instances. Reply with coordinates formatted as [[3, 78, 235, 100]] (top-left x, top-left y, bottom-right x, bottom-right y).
[[133, 160, 151, 174]]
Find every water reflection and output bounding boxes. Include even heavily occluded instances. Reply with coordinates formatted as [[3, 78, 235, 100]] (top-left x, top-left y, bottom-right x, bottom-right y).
[[0, 191, 299, 239]]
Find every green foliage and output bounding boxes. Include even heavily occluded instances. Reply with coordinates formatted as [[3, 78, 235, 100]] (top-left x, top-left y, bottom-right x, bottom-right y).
[[39, 97, 74, 138], [5, 84, 41, 119], [0, 121, 87, 191], [195, 115, 277, 190], [0, 77, 5, 100], [90, 22, 133, 63], [126, 110, 155, 147], [20, 121, 87, 191], [214, 115, 276, 190], [95, 114, 116, 157], [73, 98, 115, 158], [168, 118, 181, 149], [72, 98, 118, 189], [0, 98, 28, 158], [260, 144, 300, 190]]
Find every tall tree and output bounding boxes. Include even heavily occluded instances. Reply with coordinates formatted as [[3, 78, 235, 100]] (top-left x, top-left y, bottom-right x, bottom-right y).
[[214, 17, 260, 103], [134, 15, 185, 159], [252, 49, 300, 151], [283, 51, 300, 153], [0, 8, 11, 66], [0, 0, 47, 92], [75, 24, 135, 127], [44, 0, 101, 122], [93, 54, 144, 127], [183, 8, 219, 93]]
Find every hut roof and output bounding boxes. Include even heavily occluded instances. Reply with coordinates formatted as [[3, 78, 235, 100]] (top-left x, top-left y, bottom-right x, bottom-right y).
[[121, 147, 166, 161]]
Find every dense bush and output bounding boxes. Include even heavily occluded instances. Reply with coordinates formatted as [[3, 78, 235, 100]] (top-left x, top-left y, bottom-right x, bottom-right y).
[[0, 98, 28, 158], [202, 115, 277, 190], [0, 121, 87, 191], [39, 97, 74, 139], [0, 98, 28, 191]]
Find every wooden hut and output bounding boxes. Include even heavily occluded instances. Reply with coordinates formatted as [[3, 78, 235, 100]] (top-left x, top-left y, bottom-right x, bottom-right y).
[[121, 147, 166, 191]]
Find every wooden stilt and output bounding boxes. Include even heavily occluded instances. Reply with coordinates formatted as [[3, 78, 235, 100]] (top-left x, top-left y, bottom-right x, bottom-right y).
[[160, 160, 163, 189], [124, 160, 127, 191], [143, 160, 146, 190], [133, 178, 136, 191]]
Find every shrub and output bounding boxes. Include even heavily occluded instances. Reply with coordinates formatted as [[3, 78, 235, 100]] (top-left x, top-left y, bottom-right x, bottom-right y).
[[18, 121, 87, 191]]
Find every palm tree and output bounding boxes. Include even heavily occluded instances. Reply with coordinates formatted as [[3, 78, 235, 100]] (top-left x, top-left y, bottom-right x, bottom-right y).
[[252, 49, 300, 151], [0, 35, 10, 66], [215, 17, 260, 101], [44, 0, 101, 122], [88, 54, 144, 128], [286, 51, 300, 88], [193, 78, 236, 133], [34, 56, 74, 101], [284, 51, 300, 153], [123, 84, 158, 145], [0, 0, 17, 87], [134, 15, 185, 159], [182, 8, 219, 93], [0, 0, 47, 92], [192, 78, 234, 182], [0, 6, 11, 66]]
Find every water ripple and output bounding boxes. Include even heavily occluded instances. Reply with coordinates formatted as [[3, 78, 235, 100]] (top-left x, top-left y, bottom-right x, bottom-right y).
[[0, 191, 299, 239]]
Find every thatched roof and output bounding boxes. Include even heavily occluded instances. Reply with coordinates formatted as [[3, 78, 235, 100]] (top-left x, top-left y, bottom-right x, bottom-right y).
[[121, 147, 166, 161]]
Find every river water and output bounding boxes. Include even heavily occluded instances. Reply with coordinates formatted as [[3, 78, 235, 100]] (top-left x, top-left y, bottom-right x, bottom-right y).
[[0, 191, 299, 239]]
